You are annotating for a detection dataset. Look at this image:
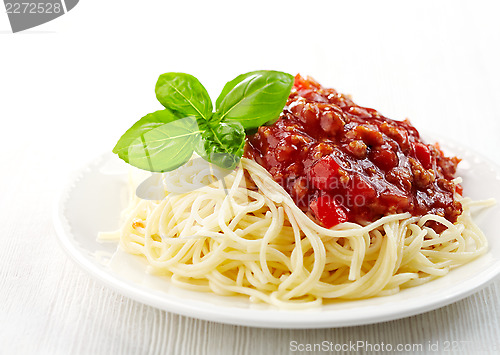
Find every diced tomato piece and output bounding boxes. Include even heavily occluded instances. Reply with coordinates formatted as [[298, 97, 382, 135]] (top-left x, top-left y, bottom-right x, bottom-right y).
[[310, 195, 348, 228], [294, 74, 310, 91], [347, 175, 377, 206], [370, 147, 398, 171], [307, 155, 341, 191], [293, 74, 320, 91], [413, 142, 432, 169]]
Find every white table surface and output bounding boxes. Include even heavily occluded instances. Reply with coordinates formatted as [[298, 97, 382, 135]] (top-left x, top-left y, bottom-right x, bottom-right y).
[[1, 1, 500, 354]]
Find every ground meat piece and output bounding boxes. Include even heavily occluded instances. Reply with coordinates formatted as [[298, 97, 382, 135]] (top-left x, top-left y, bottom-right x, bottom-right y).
[[410, 157, 434, 189], [346, 140, 368, 159]]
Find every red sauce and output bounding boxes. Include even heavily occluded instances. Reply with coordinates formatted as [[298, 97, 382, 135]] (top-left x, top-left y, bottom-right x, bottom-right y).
[[245, 74, 462, 229]]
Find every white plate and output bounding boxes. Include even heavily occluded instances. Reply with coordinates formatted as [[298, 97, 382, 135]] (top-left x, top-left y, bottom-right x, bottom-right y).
[[53, 139, 500, 328]]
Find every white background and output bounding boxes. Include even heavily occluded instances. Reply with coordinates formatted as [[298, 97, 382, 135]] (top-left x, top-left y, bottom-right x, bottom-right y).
[[1, 1, 500, 354]]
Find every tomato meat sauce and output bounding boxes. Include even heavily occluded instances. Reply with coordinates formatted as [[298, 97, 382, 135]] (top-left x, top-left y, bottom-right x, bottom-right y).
[[245, 75, 462, 229]]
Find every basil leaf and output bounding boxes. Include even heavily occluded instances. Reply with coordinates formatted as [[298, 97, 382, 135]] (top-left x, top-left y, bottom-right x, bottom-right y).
[[155, 72, 213, 120], [126, 116, 201, 172], [215, 70, 293, 130], [113, 109, 181, 161], [195, 120, 245, 170]]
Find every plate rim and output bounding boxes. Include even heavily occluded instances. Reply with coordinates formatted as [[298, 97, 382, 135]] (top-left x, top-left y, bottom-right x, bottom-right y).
[[52, 137, 500, 329]]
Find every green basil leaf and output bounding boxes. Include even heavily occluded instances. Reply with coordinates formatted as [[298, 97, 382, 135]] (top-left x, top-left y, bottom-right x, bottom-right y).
[[155, 72, 213, 120], [126, 116, 201, 172], [113, 109, 181, 161], [195, 120, 245, 170], [215, 70, 294, 130]]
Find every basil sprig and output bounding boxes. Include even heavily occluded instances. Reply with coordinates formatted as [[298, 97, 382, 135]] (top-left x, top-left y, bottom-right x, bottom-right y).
[[113, 70, 294, 172]]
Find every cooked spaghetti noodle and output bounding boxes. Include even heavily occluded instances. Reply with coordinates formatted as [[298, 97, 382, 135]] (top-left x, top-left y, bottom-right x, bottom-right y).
[[99, 157, 492, 308]]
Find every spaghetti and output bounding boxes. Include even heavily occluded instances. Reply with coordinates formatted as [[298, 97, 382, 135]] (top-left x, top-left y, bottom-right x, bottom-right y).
[[100, 157, 492, 308]]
